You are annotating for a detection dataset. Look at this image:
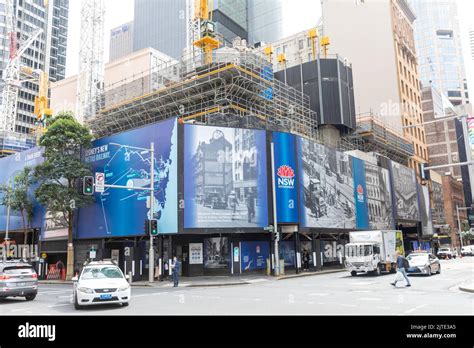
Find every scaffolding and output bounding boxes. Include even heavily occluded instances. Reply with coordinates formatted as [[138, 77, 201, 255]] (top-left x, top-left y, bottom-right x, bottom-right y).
[[338, 112, 414, 166], [0, 131, 35, 158], [88, 49, 317, 140]]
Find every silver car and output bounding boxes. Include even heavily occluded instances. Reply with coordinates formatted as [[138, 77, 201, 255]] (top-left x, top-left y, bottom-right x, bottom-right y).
[[406, 252, 441, 276], [0, 260, 38, 301]]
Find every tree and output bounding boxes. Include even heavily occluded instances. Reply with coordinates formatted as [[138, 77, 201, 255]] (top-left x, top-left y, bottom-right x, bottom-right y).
[[0, 167, 35, 245], [34, 111, 94, 280]]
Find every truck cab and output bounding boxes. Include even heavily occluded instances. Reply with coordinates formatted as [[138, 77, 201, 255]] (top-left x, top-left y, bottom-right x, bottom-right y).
[[345, 243, 382, 276]]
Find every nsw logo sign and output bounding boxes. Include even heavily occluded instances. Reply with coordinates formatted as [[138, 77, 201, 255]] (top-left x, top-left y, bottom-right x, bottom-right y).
[[357, 184, 365, 203], [277, 165, 295, 189]]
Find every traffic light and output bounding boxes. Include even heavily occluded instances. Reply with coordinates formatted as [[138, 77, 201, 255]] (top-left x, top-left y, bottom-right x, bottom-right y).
[[150, 219, 158, 236], [144, 219, 150, 235], [83, 176, 94, 195]]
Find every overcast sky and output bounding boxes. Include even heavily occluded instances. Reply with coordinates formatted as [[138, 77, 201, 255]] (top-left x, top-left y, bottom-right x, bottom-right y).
[[65, 0, 474, 98]]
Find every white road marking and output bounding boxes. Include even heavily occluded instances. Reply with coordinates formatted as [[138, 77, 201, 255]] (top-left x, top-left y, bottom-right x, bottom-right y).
[[353, 282, 378, 286], [404, 304, 427, 314], [351, 290, 370, 293], [11, 307, 35, 312], [246, 279, 268, 284], [58, 295, 72, 299], [357, 297, 382, 301], [339, 303, 357, 307], [47, 304, 70, 308], [308, 293, 329, 296], [376, 306, 391, 310]]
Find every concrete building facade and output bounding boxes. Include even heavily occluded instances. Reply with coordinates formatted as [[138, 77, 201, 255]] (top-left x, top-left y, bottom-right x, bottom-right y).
[[51, 47, 177, 123], [441, 174, 466, 249], [321, 0, 428, 178]]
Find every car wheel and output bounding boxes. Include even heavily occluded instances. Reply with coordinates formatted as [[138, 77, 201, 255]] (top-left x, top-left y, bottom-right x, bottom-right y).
[[25, 294, 36, 301], [427, 267, 432, 277], [437, 266, 441, 274], [389, 264, 397, 273], [373, 267, 381, 276], [350, 271, 357, 277], [122, 302, 129, 307], [74, 294, 82, 310]]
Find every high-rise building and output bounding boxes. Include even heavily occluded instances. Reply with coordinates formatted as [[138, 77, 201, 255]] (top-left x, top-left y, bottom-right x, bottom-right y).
[[1, 0, 69, 132], [470, 28, 474, 61], [409, 0, 469, 106], [321, 0, 428, 178], [132, 0, 283, 60], [0, 0, 69, 156], [133, 0, 187, 60], [109, 21, 134, 62], [45, 0, 69, 83]]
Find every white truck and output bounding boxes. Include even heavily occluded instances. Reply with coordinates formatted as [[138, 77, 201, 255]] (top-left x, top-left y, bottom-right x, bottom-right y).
[[345, 230, 404, 276]]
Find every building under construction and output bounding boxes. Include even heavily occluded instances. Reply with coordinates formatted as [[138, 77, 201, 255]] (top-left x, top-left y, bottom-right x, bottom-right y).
[[88, 47, 317, 140], [338, 112, 415, 166]]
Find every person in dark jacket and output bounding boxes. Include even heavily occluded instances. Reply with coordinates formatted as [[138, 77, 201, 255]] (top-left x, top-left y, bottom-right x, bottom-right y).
[[391, 251, 411, 287], [171, 256, 181, 287]]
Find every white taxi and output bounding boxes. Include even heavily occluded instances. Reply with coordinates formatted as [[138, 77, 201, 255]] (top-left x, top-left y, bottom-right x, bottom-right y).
[[72, 261, 131, 310]]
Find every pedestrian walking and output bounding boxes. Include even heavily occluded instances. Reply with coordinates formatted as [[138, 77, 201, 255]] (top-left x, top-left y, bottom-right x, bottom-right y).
[[246, 188, 256, 223], [171, 256, 181, 287], [228, 191, 239, 221], [391, 251, 411, 287], [302, 250, 311, 271]]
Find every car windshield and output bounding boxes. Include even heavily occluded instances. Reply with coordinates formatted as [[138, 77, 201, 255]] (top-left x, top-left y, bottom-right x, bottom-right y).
[[81, 266, 123, 280], [407, 254, 427, 261]]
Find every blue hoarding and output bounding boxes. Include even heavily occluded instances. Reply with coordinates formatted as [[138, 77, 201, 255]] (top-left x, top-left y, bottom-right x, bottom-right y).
[[77, 119, 178, 238], [184, 125, 268, 229], [352, 157, 369, 229], [241, 241, 269, 271], [273, 132, 298, 223], [0, 147, 44, 232]]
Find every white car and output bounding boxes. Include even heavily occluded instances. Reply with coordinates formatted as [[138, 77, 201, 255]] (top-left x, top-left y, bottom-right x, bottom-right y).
[[72, 261, 131, 310], [461, 246, 474, 256]]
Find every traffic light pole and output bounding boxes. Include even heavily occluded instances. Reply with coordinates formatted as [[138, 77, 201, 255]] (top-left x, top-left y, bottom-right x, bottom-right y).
[[270, 142, 280, 276], [87, 142, 157, 283], [149, 142, 155, 283]]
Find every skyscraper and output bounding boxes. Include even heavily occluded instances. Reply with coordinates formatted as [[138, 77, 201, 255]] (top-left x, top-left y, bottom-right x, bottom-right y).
[[45, 0, 70, 83], [409, 0, 469, 106], [0, 0, 69, 136], [132, 0, 283, 60], [109, 21, 134, 62], [321, 0, 428, 178]]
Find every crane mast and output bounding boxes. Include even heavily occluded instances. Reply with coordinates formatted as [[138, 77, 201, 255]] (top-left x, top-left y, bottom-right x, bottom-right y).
[[191, 0, 220, 65], [0, 0, 43, 134]]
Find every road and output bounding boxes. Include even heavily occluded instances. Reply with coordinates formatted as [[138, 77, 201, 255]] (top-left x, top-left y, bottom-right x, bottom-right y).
[[1, 257, 473, 315]]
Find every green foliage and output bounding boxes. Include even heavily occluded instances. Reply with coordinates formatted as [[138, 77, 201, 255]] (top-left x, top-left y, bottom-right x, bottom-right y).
[[462, 231, 474, 241], [0, 167, 35, 240], [34, 112, 94, 230]]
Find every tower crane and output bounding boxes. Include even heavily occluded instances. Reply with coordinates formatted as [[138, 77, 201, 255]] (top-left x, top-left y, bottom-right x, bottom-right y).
[[192, 0, 220, 65], [0, 0, 43, 133]]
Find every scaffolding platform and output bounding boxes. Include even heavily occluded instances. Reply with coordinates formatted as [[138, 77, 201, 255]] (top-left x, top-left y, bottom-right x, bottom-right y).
[[338, 113, 414, 165], [87, 50, 317, 140], [0, 131, 36, 158]]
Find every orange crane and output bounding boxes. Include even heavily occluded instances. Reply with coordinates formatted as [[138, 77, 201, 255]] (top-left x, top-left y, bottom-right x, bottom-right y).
[[192, 0, 220, 65]]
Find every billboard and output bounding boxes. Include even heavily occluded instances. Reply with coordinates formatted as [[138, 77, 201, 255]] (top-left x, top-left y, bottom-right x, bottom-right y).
[[272, 132, 298, 223], [365, 162, 394, 230], [241, 241, 270, 271], [0, 147, 44, 232], [77, 118, 178, 238], [390, 161, 420, 221], [418, 183, 434, 236], [352, 157, 369, 229], [184, 125, 268, 229], [297, 137, 356, 228]]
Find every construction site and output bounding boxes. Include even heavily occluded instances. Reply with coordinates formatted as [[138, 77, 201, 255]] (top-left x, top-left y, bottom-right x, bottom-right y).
[[88, 47, 317, 140]]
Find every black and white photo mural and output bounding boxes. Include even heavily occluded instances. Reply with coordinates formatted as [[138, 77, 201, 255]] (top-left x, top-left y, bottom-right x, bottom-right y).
[[298, 137, 356, 228], [365, 162, 394, 229], [390, 161, 420, 221]]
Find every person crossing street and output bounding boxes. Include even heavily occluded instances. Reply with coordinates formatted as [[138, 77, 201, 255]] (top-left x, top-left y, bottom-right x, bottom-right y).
[[391, 250, 411, 287]]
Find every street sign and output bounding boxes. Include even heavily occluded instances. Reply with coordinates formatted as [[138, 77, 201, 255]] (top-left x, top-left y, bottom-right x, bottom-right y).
[[95, 172, 105, 193]]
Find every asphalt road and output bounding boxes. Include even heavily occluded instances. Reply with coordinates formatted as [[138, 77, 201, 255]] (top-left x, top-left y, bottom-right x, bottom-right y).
[[1, 257, 473, 315]]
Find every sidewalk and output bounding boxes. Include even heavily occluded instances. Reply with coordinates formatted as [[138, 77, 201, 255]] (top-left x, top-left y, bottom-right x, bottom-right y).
[[39, 268, 345, 288]]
